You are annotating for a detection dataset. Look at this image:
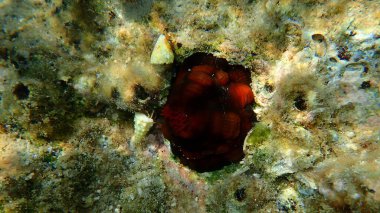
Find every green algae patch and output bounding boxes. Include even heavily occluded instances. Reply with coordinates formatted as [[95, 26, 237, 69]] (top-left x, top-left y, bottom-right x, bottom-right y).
[[202, 163, 241, 184], [244, 123, 271, 152]]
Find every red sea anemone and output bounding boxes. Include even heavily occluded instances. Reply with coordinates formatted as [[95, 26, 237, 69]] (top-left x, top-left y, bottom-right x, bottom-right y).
[[161, 53, 256, 172], [228, 83, 254, 109]]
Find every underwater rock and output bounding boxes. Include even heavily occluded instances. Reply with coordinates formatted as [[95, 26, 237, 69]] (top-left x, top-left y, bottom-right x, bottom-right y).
[[1, 0, 379, 211], [161, 53, 256, 172], [277, 187, 303, 212]]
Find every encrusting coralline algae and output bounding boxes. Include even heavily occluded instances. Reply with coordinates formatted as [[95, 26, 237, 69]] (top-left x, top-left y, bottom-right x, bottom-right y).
[[0, 0, 379, 212]]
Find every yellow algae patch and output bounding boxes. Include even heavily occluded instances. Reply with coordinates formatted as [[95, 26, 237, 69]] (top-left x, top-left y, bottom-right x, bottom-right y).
[[0, 133, 28, 181]]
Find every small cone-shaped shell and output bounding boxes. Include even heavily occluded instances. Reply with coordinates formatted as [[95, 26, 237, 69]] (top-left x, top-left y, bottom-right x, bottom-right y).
[[130, 113, 154, 149], [150, 35, 174, 64]]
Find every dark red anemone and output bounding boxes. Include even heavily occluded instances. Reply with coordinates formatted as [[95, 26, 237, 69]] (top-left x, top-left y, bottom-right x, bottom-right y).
[[161, 53, 256, 172]]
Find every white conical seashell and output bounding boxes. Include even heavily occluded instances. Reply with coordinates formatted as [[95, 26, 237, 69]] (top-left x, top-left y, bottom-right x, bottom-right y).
[[150, 34, 174, 64], [130, 112, 154, 150]]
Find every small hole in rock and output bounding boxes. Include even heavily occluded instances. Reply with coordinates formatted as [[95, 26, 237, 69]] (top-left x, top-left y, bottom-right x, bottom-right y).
[[329, 57, 338, 63], [11, 54, 28, 70], [363, 66, 369, 74], [368, 188, 376, 194], [264, 83, 274, 92], [235, 187, 246, 202], [0, 47, 8, 60], [54, 80, 69, 91], [294, 95, 307, 111], [337, 46, 351, 61], [349, 31, 357, 36], [10, 32, 19, 40], [108, 11, 116, 20], [134, 84, 149, 100], [13, 83, 30, 100], [312, 34, 325, 43], [360, 81, 371, 89], [111, 87, 120, 99]]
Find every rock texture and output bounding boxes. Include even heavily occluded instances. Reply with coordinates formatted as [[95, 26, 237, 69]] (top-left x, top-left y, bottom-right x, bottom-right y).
[[0, 0, 379, 212]]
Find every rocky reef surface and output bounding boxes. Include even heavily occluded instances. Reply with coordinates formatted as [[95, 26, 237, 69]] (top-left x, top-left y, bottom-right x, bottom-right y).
[[0, 0, 379, 212]]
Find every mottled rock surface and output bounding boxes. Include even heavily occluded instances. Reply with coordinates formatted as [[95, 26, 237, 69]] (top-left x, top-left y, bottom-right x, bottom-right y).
[[0, 0, 379, 212]]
